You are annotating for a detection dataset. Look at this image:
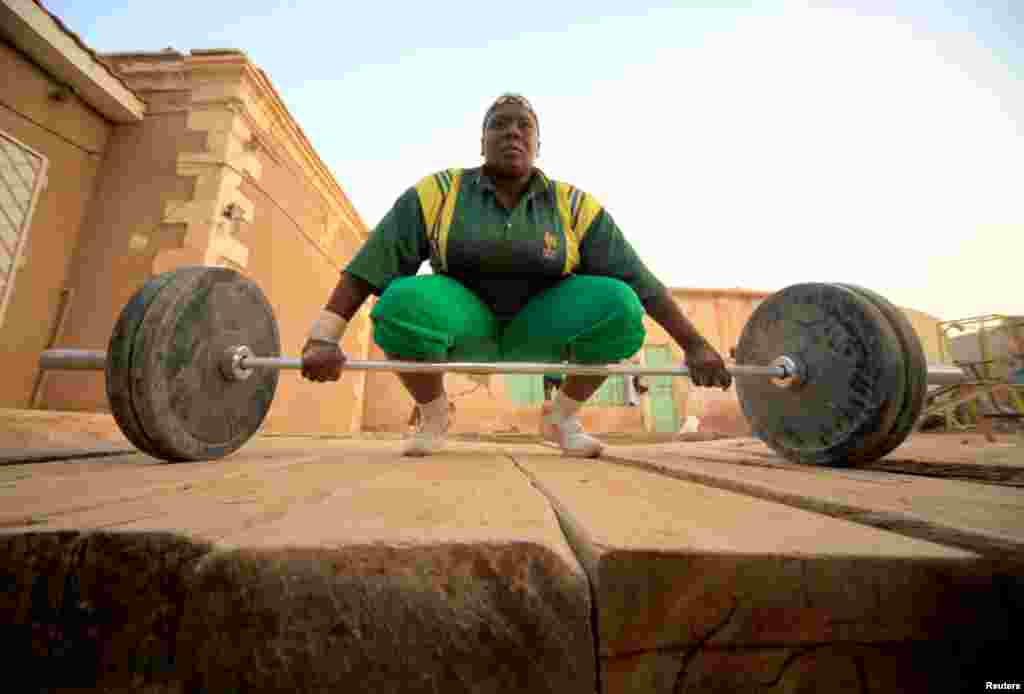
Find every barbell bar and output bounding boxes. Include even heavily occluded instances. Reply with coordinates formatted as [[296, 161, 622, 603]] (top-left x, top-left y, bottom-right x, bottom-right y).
[[40, 348, 792, 379], [38, 348, 968, 385], [33, 266, 973, 466]]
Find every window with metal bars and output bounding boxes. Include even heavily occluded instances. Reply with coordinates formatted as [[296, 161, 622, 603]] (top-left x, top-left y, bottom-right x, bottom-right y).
[[0, 130, 48, 327]]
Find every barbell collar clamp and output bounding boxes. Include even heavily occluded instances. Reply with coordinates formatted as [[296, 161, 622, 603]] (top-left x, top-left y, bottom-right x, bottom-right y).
[[770, 355, 805, 390], [220, 345, 254, 382]]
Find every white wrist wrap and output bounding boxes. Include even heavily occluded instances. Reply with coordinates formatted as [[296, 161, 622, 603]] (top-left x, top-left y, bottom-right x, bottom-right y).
[[308, 310, 348, 344]]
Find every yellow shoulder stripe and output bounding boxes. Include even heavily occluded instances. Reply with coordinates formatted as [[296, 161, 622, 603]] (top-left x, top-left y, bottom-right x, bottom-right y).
[[414, 175, 443, 234], [413, 168, 462, 272], [554, 181, 603, 274], [437, 171, 461, 272]]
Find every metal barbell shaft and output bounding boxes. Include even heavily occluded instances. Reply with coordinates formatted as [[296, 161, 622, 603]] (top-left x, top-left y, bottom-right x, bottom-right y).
[[38, 348, 970, 385], [927, 365, 975, 386], [40, 349, 108, 370], [39, 349, 785, 378], [245, 356, 788, 378]]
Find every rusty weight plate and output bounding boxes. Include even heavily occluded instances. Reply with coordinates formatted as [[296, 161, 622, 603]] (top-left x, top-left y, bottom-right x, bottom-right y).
[[128, 266, 280, 461], [106, 268, 205, 459], [837, 283, 928, 461], [734, 283, 906, 467]]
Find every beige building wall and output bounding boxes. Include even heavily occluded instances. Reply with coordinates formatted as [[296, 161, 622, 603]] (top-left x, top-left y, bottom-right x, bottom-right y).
[[901, 307, 945, 364], [41, 108, 202, 411], [37, 49, 372, 434], [649, 288, 771, 435], [236, 134, 371, 434], [0, 40, 113, 408]]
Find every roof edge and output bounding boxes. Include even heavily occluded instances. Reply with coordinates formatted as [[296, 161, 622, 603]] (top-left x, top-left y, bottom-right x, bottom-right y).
[[104, 49, 368, 240], [0, 1, 145, 122]]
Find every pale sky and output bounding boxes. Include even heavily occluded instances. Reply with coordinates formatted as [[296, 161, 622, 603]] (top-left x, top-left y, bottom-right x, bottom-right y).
[[48, 0, 1022, 321]]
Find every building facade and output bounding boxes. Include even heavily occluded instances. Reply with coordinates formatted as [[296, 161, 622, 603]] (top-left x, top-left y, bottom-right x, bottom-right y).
[[1, 0, 947, 440]]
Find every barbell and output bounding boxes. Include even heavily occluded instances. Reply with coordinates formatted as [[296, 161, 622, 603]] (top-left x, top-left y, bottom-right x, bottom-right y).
[[37, 266, 968, 466]]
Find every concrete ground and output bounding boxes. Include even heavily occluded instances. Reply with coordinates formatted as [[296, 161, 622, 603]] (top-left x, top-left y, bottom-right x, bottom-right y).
[[1, 408, 1022, 693]]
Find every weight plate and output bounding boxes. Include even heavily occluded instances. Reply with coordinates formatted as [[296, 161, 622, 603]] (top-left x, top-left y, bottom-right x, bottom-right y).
[[735, 283, 906, 467], [130, 267, 280, 461], [106, 269, 199, 458], [837, 283, 928, 461]]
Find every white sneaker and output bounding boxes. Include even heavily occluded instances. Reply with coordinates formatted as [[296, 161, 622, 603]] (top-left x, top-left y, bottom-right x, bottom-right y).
[[401, 411, 449, 457], [541, 402, 604, 458]]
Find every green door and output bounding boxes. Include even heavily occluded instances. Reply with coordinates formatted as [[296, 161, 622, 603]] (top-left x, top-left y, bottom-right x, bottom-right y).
[[504, 374, 544, 405], [645, 345, 679, 432]]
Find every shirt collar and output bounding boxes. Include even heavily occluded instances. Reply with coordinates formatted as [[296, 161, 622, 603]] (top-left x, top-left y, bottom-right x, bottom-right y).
[[474, 166, 552, 200]]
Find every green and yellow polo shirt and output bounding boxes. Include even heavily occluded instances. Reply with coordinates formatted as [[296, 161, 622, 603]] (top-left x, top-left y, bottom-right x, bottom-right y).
[[344, 166, 665, 319]]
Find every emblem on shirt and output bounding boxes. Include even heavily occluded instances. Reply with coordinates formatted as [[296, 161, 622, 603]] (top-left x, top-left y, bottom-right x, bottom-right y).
[[543, 231, 559, 259]]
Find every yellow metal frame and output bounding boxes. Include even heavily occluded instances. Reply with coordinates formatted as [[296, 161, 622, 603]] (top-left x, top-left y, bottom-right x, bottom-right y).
[[931, 315, 1024, 431], [923, 382, 1024, 431]]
